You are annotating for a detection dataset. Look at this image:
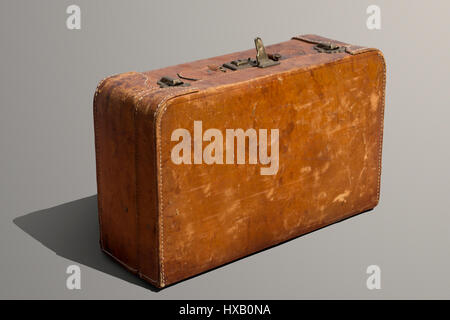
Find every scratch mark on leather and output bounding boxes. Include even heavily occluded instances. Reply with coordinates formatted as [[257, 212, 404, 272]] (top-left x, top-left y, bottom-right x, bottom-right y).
[[266, 188, 275, 199], [140, 72, 150, 88], [333, 190, 351, 203], [301, 166, 312, 173], [370, 92, 379, 112]]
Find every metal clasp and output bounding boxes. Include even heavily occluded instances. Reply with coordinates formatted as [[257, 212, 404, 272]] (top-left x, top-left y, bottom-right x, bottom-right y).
[[313, 42, 346, 53], [157, 76, 191, 88], [223, 58, 257, 71], [223, 37, 281, 71], [254, 37, 280, 68]]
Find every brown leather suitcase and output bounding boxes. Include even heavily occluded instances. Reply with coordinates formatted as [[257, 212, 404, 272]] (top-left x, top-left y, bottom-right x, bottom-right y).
[[93, 34, 386, 288]]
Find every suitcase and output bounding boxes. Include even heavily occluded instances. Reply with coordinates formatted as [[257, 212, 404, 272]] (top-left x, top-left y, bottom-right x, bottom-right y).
[[93, 34, 386, 288]]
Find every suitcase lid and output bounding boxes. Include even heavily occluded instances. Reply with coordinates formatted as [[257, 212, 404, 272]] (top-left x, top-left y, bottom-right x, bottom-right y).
[[142, 34, 376, 91], [95, 34, 381, 116]]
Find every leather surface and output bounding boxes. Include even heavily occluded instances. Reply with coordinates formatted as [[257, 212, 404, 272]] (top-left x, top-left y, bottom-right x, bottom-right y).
[[94, 34, 386, 288]]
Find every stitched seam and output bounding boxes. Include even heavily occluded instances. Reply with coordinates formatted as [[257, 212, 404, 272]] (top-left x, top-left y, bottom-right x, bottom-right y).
[[375, 52, 386, 203], [120, 84, 159, 276], [119, 79, 159, 277], [154, 88, 198, 287], [133, 86, 161, 284]]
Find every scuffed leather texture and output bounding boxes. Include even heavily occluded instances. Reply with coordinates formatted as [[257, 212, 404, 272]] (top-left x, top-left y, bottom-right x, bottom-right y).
[[94, 34, 386, 288]]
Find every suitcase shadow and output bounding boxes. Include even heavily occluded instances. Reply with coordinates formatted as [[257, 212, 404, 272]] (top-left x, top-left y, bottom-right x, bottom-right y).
[[13, 195, 160, 292]]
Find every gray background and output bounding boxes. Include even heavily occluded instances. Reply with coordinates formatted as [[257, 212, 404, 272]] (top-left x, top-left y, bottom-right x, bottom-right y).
[[1, 0, 449, 299]]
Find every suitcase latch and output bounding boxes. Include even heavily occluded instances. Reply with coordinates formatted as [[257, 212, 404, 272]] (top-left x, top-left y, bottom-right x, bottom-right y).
[[313, 42, 346, 53], [254, 37, 280, 68], [223, 58, 257, 70], [157, 76, 191, 88], [223, 37, 281, 71]]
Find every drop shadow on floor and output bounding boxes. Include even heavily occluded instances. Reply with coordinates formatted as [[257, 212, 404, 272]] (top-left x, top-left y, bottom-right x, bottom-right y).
[[13, 195, 159, 292]]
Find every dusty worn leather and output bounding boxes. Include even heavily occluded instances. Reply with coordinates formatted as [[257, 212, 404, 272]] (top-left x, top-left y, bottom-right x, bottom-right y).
[[94, 34, 386, 288]]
